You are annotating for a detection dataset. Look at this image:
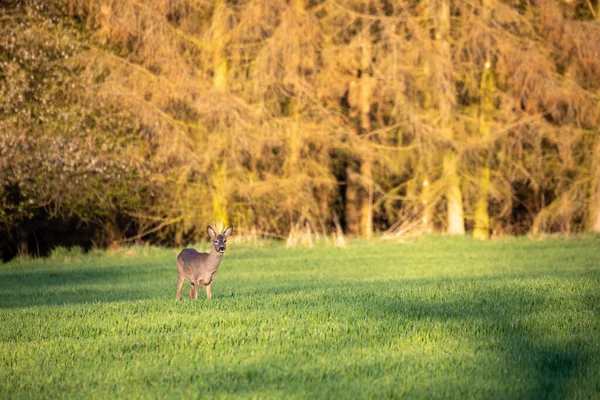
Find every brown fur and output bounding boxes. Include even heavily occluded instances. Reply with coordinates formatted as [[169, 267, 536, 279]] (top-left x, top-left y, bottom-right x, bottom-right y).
[[176, 225, 233, 300]]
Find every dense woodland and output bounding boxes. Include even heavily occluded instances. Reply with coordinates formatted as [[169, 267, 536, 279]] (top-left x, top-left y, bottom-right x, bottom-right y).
[[1, 0, 599, 258]]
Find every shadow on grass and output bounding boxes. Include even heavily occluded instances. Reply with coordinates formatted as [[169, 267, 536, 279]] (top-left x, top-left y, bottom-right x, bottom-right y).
[[397, 283, 588, 397], [0, 264, 157, 308], [209, 279, 594, 399], [374, 292, 585, 399]]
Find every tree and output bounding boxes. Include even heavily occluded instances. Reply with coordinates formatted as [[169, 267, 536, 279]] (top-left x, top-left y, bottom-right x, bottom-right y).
[[2, 0, 599, 256]]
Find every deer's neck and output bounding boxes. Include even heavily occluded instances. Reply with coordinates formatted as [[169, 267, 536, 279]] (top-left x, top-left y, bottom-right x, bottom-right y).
[[207, 247, 223, 271]]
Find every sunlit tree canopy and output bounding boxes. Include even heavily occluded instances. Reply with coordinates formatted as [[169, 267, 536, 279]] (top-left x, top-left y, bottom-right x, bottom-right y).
[[1, 0, 599, 257]]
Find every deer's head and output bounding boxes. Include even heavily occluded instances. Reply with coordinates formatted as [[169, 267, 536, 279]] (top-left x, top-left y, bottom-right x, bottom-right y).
[[207, 225, 233, 254]]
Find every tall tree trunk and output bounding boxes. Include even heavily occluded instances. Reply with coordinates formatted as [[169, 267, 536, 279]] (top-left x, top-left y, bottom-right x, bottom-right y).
[[590, 134, 600, 232], [211, 0, 228, 225], [283, 0, 303, 178], [346, 39, 374, 238], [435, 0, 465, 234], [473, 57, 494, 240], [284, 97, 302, 231], [358, 43, 374, 238], [591, 0, 600, 233], [420, 28, 434, 232], [285, 0, 305, 230]]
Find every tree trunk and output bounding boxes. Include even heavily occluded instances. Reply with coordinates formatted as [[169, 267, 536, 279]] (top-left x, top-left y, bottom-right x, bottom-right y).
[[360, 158, 373, 238], [212, 0, 227, 90], [358, 43, 374, 238], [444, 152, 465, 234], [211, 165, 229, 226], [595, 0, 600, 230], [211, 0, 228, 225], [590, 134, 600, 233], [346, 40, 375, 238], [104, 215, 122, 249], [345, 164, 360, 235], [293, 0, 304, 14], [436, 0, 465, 235], [473, 57, 494, 240], [436, 0, 453, 124], [417, 32, 437, 233], [421, 175, 434, 232], [473, 167, 490, 239], [420, 29, 434, 232]]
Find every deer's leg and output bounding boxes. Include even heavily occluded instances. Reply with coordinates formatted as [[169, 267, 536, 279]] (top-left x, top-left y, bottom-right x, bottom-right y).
[[193, 281, 200, 301], [176, 276, 184, 301], [206, 283, 212, 300], [189, 282, 195, 300]]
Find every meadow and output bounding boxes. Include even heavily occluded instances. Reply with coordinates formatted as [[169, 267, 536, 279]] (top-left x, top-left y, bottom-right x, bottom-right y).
[[1, 236, 599, 399]]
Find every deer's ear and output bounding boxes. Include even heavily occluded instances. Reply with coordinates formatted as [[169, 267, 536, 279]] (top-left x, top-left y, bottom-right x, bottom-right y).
[[223, 225, 233, 238], [207, 225, 216, 238]]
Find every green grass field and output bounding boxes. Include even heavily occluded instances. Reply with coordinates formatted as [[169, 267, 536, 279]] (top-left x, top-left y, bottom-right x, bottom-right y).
[[1, 236, 599, 399]]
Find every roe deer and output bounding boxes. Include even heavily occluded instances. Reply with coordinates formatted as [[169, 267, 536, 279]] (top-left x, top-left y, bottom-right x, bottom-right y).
[[176, 225, 233, 300]]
